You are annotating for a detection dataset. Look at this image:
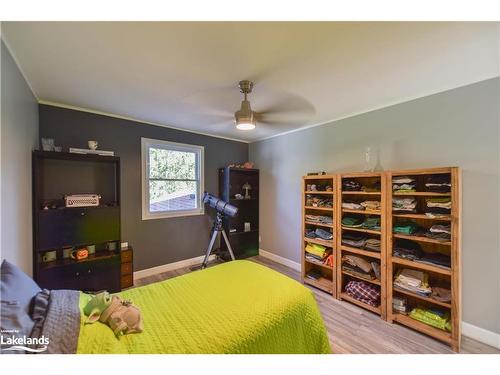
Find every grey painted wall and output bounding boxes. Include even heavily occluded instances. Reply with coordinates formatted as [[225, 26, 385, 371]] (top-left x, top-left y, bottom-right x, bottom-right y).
[[1, 40, 39, 275], [39, 105, 248, 271], [249, 78, 500, 334]]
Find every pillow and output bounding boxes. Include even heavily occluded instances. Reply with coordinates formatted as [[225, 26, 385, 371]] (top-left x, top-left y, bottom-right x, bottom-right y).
[[0, 300, 35, 335], [0, 300, 35, 354], [0, 260, 41, 314]]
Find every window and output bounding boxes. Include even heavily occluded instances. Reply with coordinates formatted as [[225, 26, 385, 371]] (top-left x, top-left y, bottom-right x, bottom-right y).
[[142, 138, 204, 220]]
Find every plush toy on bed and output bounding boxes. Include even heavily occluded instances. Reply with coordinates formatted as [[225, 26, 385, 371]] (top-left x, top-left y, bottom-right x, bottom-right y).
[[83, 292, 143, 337]]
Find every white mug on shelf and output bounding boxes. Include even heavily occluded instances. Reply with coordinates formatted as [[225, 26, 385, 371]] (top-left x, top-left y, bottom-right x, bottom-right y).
[[88, 140, 98, 150]]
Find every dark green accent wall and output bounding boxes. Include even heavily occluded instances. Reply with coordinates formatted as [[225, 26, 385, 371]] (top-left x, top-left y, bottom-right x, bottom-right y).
[[39, 104, 248, 271]]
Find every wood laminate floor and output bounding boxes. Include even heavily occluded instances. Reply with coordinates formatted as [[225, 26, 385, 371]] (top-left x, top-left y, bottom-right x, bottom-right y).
[[134, 255, 499, 354]]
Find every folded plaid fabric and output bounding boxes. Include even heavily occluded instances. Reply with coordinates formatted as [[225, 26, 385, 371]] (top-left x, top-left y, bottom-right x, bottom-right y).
[[344, 280, 381, 306]]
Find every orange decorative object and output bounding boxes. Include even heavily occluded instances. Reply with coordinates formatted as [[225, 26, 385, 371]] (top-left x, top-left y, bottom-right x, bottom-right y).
[[71, 248, 89, 260]]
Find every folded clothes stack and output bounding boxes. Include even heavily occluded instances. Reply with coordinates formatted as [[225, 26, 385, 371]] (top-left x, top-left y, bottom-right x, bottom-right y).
[[305, 228, 333, 241], [409, 307, 451, 332], [342, 216, 364, 228], [305, 268, 323, 281], [341, 232, 367, 248], [305, 214, 333, 225], [392, 176, 416, 193], [305, 243, 327, 260], [393, 239, 423, 260], [425, 197, 451, 215], [305, 243, 333, 268], [363, 181, 381, 192], [392, 296, 408, 314], [425, 174, 451, 193], [344, 280, 381, 307], [342, 201, 364, 210], [342, 255, 379, 281], [425, 223, 451, 242], [360, 200, 381, 211], [417, 252, 451, 268], [392, 239, 451, 268], [306, 184, 333, 192], [361, 217, 381, 231], [343, 179, 362, 191], [393, 197, 417, 213], [364, 238, 381, 252], [431, 287, 452, 303], [306, 195, 333, 208], [393, 220, 420, 235], [394, 268, 432, 297]]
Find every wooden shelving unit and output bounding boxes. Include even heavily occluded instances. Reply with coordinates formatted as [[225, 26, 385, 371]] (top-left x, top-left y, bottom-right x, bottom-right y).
[[386, 167, 461, 351], [299, 167, 461, 351], [302, 175, 336, 297], [336, 172, 387, 319]]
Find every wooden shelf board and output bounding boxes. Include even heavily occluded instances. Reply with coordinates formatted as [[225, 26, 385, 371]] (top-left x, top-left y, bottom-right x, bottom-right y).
[[340, 293, 381, 314], [305, 258, 334, 271], [342, 191, 381, 195], [303, 175, 336, 180], [393, 287, 452, 309], [393, 313, 452, 343], [392, 213, 451, 221], [305, 191, 334, 195], [304, 237, 334, 248], [304, 221, 334, 229], [342, 209, 381, 216], [392, 233, 451, 246], [392, 192, 451, 196], [342, 226, 381, 235], [340, 246, 381, 259], [391, 256, 451, 276], [342, 271, 381, 285], [341, 172, 383, 178], [390, 167, 453, 176], [304, 206, 334, 212], [304, 277, 333, 294]]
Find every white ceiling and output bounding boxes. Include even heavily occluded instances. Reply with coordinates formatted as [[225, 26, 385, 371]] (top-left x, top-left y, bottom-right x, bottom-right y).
[[2, 22, 499, 142]]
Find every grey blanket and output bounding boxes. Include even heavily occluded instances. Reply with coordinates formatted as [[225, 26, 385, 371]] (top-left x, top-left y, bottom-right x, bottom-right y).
[[31, 289, 81, 354]]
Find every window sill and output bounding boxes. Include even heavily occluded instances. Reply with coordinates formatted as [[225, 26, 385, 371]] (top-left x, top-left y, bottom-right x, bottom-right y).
[[142, 209, 205, 221]]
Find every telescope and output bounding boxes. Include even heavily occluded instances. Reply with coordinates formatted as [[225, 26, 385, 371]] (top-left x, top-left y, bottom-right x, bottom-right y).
[[202, 192, 238, 218], [200, 192, 238, 269]]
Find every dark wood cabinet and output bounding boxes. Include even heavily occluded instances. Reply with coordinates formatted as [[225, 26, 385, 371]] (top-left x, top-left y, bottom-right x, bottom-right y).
[[120, 248, 134, 289], [37, 253, 121, 292], [219, 167, 259, 259], [32, 151, 122, 292]]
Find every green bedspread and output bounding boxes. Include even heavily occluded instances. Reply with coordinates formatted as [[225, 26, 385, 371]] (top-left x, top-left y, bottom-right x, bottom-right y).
[[76, 260, 331, 354]]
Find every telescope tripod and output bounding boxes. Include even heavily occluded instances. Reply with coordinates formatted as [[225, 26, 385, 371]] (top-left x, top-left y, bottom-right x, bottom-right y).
[[201, 211, 235, 269]]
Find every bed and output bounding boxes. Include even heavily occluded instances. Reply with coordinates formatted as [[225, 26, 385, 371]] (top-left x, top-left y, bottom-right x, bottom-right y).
[[29, 260, 331, 354]]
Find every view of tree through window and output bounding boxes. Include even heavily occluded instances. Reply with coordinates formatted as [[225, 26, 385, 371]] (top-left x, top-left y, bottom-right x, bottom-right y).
[[148, 147, 198, 212]]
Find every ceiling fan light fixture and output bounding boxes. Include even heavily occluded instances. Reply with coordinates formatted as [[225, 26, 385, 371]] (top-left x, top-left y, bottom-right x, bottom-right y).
[[236, 121, 256, 131], [235, 98, 256, 130]]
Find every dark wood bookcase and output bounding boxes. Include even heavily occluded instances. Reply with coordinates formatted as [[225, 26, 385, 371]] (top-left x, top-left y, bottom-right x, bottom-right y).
[[32, 151, 122, 292], [218, 167, 259, 259]]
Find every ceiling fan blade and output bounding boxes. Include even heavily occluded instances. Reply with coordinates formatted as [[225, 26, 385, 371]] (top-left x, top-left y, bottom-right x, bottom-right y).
[[256, 93, 315, 117]]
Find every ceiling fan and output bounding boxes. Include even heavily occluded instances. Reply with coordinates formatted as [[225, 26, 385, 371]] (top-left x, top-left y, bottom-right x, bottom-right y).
[[183, 79, 315, 132], [233, 79, 314, 131]]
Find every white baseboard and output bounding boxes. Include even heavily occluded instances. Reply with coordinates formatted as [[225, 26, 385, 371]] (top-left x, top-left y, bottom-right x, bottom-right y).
[[259, 249, 500, 350], [258, 249, 301, 272], [462, 322, 500, 349], [134, 254, 216, 280]]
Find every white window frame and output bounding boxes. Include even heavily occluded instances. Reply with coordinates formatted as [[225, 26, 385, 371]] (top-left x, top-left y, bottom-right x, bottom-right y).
[[141, 137, 204, 220]]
